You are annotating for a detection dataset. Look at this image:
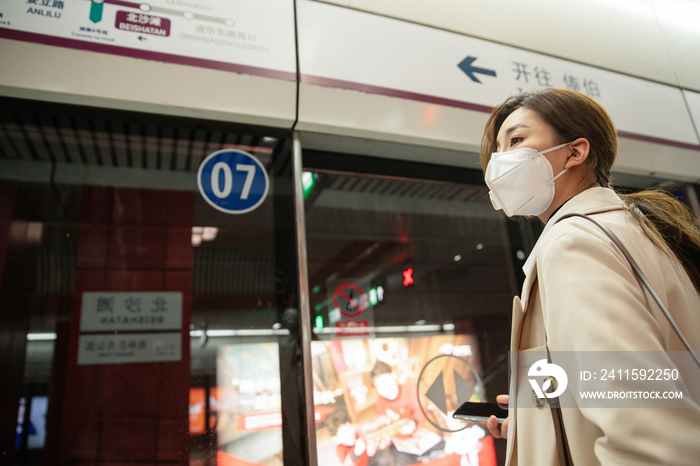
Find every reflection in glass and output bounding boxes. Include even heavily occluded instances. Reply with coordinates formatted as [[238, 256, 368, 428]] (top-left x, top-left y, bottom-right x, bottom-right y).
[[304, 170, 516, 465]]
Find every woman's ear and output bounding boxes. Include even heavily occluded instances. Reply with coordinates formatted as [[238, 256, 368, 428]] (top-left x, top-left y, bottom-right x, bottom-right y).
[[564, 138, 590, 169]]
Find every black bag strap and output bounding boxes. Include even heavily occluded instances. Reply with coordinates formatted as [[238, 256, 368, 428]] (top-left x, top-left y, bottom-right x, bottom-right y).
[[545, 343, 574, 466]]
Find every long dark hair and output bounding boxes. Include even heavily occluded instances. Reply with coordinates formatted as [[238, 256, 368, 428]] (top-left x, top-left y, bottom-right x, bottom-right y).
[[480, 88, 700, 292]]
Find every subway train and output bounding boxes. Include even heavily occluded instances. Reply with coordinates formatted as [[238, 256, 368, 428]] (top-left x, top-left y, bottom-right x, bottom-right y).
[[0, 1, 698, 465]]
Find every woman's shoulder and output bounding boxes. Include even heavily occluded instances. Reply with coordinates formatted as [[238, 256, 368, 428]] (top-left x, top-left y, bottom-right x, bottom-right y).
[[536, 202, 665, 277], [541, 207, 635, 252]]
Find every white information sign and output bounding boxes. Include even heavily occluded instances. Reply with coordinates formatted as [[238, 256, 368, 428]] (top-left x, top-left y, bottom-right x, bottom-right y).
[[78, 332, 181, 365], [297, 0, 699, 147], [0, 0, 296, 79], [80, 291, 182, 332]]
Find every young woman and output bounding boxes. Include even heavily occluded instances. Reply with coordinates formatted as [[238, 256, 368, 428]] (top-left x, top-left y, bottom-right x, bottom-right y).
[[480, 88, 700, 465]]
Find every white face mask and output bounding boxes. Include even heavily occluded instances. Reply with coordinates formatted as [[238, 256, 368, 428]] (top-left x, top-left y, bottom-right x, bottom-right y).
[[485, 142, 570, 217]]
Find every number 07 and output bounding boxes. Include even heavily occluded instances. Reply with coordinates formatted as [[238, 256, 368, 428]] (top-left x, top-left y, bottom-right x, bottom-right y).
[[209, 163, 256, 200], [236, 164, 256, 200]]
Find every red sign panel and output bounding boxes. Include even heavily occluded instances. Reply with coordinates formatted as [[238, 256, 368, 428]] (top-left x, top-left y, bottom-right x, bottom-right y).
[[335, 321, 369, 337], [115, 11, 171, 37]]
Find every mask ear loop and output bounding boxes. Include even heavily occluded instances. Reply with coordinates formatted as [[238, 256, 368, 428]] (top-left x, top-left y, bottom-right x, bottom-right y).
[[536, 142, 572, 157], [540, 142, 573, 185], [546, 168, 568, 186]]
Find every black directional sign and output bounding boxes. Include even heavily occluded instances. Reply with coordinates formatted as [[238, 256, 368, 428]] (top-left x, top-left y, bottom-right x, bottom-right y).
[[457, 56, 497, 83], [454, 369, 475, 406], [425, 371, 448, 415], [418, 354, 484, 433]]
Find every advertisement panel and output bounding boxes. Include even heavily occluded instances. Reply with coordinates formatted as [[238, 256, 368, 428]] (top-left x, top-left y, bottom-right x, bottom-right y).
[[205, 336, 497, 466], [215, 343, 284, 465], [312, 335, 497, 466]]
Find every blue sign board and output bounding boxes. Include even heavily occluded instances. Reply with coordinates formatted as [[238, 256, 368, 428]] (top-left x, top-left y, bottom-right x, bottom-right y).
[[197, 149, 270, 214]]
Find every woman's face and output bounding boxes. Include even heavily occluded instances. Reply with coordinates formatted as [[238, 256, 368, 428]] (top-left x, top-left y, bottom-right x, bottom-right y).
[[492, 105, 588, 222], [495, 107, 562, 155]]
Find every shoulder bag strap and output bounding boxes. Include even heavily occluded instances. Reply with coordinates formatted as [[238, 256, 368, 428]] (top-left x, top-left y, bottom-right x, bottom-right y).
[[545, 342, 574, 466], [554, 212, 700, 368], [541, 211, 700, 466]]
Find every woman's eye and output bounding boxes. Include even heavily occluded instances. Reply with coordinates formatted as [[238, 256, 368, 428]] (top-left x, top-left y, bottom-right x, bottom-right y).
[[510, 137, 523, 147]]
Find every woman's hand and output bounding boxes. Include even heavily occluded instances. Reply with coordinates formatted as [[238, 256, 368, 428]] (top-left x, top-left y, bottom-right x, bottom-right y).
[[486, 394, 509, 439]]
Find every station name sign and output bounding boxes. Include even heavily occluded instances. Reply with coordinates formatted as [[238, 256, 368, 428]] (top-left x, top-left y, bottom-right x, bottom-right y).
[[78, 292, 183, 366], [80, 291, 183, 332]]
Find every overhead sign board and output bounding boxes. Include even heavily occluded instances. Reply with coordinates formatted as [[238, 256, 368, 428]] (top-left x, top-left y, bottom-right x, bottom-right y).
[[0, 0, 296, 79], [297, 0, 699, 148], [197, 149, 269, 214]]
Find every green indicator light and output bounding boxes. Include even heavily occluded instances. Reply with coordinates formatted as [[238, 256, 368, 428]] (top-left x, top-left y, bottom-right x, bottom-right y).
[[315, 315, 324, 330], [312, 285, 321, 293], [369, 288, 378, 306], [302, 171, 316, 198], [315, 304, 322, 312], [89, 0, 104, 23]]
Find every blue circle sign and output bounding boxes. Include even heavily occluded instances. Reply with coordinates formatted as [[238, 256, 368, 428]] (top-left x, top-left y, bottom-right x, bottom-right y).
[[197, 149, 269, 214]]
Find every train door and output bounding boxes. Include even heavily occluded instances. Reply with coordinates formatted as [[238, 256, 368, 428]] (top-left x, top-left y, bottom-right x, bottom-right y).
[[301, 150, 529, 466]]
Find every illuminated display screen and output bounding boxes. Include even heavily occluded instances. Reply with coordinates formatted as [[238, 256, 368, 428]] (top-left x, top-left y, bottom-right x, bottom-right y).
[[313, 335, 497, 466], [188, 336, 497, 466], [215, 343, 283, 465]]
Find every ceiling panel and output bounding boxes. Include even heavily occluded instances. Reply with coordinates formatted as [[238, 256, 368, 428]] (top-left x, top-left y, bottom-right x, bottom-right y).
[[652, 0, 700, 92]]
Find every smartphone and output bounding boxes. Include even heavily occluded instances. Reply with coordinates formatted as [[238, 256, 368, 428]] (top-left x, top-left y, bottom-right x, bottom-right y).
[[453, 402, 507, 423]]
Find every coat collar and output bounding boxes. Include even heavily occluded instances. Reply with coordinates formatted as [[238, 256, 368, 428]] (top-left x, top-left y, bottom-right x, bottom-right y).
[[518, 187, 625, 308]]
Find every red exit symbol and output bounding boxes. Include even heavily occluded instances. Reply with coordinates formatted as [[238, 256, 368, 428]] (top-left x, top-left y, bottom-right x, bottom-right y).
[[403, 268, 414, 287]]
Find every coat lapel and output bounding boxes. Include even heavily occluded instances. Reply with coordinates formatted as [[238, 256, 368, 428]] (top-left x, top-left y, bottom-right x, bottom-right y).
[[519, 263, 537, 317], [505, 296, 522, 466], [505, 262, 537, 466]]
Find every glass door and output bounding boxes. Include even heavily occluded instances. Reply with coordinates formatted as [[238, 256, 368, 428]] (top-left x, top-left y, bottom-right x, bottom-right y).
[[302, 152, 520, 466], [0, 97, 311, 466]]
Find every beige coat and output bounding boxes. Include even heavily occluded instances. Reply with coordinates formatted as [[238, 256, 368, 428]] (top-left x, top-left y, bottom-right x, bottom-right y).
[[505, 187, 700, 465]]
